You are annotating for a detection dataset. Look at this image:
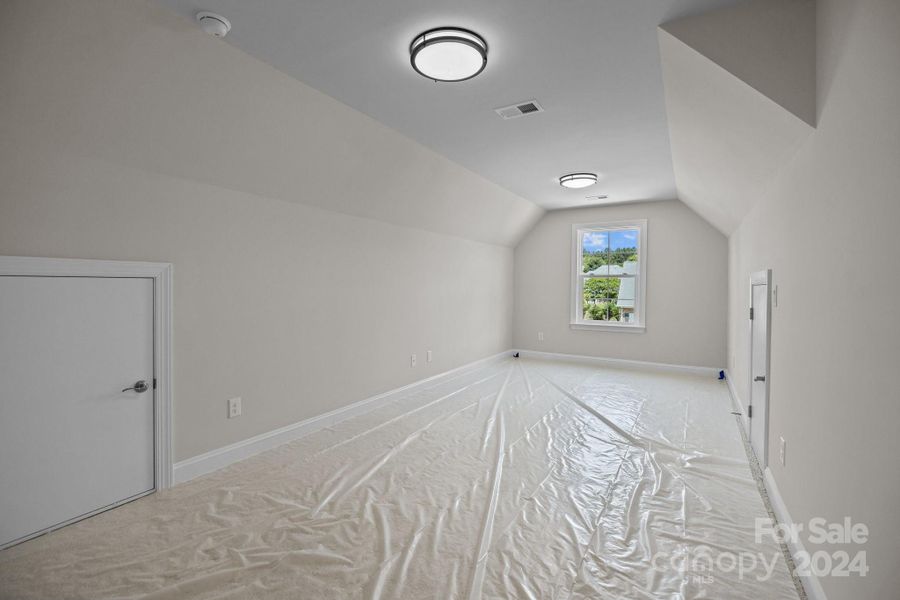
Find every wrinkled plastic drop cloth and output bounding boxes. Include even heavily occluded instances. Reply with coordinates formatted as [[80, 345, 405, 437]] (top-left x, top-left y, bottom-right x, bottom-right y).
[[0, 358, 800, 599]]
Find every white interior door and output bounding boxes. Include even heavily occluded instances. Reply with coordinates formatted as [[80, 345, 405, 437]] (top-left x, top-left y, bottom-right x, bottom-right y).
[[0, 276, 155, 548], [749, 277, 770, 466]]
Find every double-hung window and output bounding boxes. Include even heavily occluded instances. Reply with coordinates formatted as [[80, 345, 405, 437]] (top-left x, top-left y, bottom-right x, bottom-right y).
[[571, 220, 647, 331]]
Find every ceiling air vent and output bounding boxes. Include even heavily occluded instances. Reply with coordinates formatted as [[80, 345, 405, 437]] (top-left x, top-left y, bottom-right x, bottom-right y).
[[494, 100, 544, 120]]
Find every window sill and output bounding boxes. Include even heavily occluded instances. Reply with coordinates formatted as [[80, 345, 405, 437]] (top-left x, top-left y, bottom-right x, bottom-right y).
[[570, 322, 645, 333]]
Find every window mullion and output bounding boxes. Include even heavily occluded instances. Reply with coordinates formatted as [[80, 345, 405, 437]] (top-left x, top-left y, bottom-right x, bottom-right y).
[[573, 222, 644, 328]]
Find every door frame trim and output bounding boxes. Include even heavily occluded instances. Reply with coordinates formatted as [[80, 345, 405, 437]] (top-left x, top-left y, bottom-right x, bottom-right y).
[[749, 268, 772, 467], [0, 256, 174, 489]]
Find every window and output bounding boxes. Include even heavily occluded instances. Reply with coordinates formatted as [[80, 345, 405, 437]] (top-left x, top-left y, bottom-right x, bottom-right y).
[[571, 220, 647, 331]]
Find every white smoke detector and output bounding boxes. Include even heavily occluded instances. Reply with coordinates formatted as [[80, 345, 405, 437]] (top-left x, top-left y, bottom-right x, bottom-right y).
[[196, 12, 231, 38]]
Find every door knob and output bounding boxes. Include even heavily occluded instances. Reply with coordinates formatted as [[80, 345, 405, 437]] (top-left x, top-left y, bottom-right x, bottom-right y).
[[754, 376, 766, 382], [122, 380, 149, 393]]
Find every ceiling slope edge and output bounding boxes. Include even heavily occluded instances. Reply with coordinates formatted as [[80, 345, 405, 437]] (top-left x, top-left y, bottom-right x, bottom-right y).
[[657, 11, 815, 235], [661, 0, 817, 127], [19, 1, 545, 248]]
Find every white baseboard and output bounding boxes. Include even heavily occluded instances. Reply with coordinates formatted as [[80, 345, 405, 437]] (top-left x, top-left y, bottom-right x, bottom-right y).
[[515, 349, 721, 378], [175, 349, 721, 484], [723, 368, 749, 435], [763, 467, 828, 600], [173, 349, 514, 484]]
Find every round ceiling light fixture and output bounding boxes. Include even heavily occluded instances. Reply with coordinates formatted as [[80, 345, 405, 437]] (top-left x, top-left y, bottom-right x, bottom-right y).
[[410, 27, 488, 82], [559, 173, 598, 189]]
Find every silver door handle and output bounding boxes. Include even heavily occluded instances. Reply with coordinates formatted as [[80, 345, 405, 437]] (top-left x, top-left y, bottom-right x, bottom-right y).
[[122, 380, 149, 393], [754, 376, 766, 382]]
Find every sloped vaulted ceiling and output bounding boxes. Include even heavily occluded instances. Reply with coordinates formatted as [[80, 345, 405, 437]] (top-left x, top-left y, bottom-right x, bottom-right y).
[[658, 0, 816, 234], [152, 0, 746, 219]]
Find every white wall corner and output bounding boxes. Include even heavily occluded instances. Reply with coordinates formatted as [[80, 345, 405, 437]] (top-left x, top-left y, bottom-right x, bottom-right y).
[[660, 0, 816, 126]]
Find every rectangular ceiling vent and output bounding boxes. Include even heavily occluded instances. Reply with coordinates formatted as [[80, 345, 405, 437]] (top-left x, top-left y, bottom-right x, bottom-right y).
[[494, 100, 544, 120]]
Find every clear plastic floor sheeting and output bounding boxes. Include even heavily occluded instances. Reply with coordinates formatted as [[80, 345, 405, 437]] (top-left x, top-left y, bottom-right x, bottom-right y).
[[0, 357, 800, 599]]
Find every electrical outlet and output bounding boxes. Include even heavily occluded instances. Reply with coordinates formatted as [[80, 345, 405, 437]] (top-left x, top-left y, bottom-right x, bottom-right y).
[[411, 354, 417, 367], [538, 331, 544, 342], [779, 436, 786, 466], [228, 397, 242, 419], [426, 350, 432, 363]]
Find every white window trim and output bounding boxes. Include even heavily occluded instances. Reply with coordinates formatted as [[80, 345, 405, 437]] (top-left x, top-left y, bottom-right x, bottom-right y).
[[570, 219, 647, 332]]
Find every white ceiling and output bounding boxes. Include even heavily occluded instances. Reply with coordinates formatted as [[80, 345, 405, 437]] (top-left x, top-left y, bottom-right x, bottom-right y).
[[153, 0, 743, 211]]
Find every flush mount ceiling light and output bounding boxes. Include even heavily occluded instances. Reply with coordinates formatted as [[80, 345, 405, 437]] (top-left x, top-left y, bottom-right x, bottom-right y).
[[410, 27, 488, 82], [559, 173, 598, 189]]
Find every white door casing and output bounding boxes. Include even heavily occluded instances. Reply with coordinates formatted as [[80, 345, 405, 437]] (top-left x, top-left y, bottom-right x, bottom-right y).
[[0, 257, 173, 549], [749, 270, 772, 467]]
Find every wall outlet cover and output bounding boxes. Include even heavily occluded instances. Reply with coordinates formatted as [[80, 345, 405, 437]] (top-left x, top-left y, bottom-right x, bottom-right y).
[[228, 397, 242, 419]]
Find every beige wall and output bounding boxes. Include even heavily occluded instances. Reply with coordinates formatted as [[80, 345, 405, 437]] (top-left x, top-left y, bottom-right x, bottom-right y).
[[0, 0, 533, 461], [514, 200, 727, 368], [727, 1, 900, 597]]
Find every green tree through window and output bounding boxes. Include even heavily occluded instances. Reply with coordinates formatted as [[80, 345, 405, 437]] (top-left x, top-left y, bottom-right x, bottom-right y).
[[578, 226, 640, 323], [583, 277, 620, 301]]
